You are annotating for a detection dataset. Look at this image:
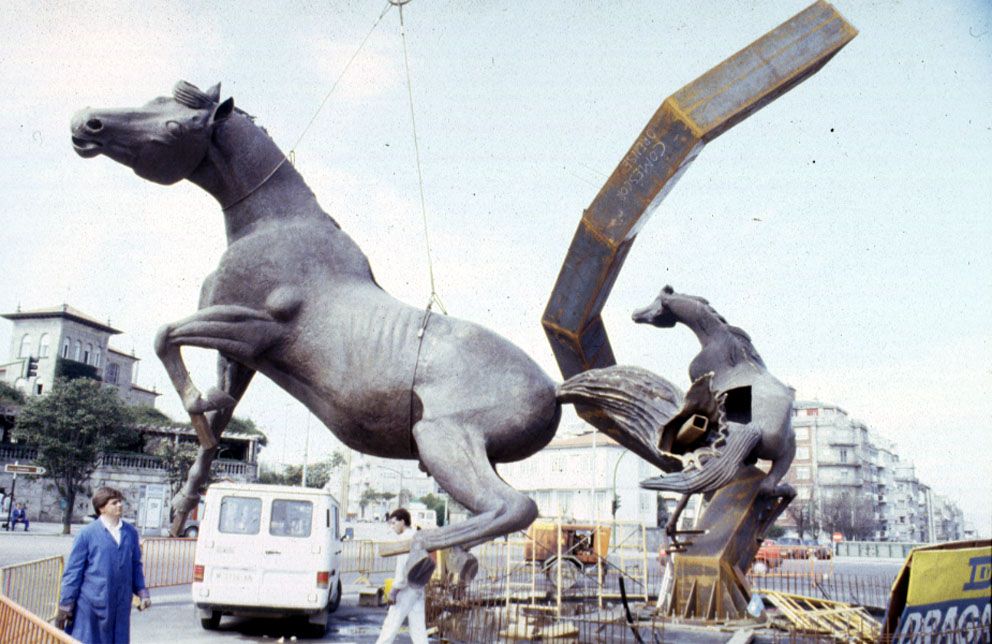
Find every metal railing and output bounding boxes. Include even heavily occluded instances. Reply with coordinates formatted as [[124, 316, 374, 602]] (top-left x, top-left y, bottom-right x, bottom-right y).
[[0, 556, 65, 622], [340, 540, 392, 585], [0, 595, 77, 644], [98, 452, 166, 470], [0, 444, 39, 462], [835, 540, 920, 559], [140, 538, 197, 588]]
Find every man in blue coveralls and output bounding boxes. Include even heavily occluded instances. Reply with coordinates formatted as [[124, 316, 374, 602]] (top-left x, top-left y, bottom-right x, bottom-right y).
[[57, 487, 151, 643]]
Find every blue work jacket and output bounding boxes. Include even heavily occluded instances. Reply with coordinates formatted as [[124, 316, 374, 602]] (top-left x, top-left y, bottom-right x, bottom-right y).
[[59, 519, 148, 643]]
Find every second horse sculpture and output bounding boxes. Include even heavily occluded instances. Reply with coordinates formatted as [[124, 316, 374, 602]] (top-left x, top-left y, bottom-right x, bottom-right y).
[[69, 81, 781, 584]]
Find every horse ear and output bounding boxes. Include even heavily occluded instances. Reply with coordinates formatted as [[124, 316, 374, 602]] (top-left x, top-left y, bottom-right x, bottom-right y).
[[212, 97, 235, 123], [206, 83, 222, 103], [663, 285, 674, 294]]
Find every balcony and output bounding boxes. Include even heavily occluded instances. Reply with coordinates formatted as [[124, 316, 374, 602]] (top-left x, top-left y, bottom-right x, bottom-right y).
[[0, 444, 39, 462], [828, 430, 857, 445]]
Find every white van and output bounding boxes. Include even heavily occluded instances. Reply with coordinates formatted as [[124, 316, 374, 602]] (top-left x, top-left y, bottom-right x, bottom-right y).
[[191, 482, 343, 633]]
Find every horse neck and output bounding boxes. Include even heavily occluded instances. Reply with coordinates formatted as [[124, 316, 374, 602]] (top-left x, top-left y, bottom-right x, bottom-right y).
[[671, 298, 725, 347], [188, 114, 330, 244]]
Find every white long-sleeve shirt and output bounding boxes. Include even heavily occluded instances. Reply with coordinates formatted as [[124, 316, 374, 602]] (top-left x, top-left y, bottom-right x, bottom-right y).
[[391, 527, 415, 590]]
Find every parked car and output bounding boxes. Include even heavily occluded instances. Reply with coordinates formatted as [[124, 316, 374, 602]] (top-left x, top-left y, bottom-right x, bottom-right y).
[[191, 483, 343, 635], [776, 536, 804, 558], [803, 539, 833, 559], [753, 539, 783, 573]]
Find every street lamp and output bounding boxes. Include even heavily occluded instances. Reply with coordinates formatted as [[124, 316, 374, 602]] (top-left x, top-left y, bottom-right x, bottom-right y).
[[378, 464, 405, 507]]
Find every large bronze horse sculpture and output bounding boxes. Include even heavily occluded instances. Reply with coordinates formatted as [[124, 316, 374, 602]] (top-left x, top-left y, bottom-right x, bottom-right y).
[[71, 81, 734, 584], [71, 81, 788, 584]]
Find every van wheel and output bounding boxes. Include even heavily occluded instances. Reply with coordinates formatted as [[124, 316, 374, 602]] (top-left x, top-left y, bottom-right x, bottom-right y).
[[200, 610, 221, 630], [184, 526, 199, 538], [328, 578, 343, 613]]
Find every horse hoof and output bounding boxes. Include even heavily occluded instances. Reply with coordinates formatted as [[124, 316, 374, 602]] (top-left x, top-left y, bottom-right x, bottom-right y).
[[459, 554, 479, 585], [406, 554, 436, 587], [447, 548, 479, 585], [187, 387, 237, 414]]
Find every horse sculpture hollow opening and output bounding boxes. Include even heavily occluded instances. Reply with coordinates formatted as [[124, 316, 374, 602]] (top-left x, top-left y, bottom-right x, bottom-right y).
[[71, 81, 791, 586]]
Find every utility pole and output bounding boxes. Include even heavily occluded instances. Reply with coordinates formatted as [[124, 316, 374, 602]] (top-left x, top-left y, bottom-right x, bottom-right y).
[[301, 413, 312, 487]]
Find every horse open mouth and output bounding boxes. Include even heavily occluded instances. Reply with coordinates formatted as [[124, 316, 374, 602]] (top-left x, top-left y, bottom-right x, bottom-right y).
[[71, 136, 103, 157]]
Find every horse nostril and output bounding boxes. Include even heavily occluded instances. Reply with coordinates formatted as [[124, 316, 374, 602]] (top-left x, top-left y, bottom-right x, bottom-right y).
[[86, 118, 103, 132]]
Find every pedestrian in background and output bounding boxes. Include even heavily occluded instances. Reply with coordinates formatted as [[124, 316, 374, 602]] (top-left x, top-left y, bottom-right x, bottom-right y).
[[56, 487, 151, 643], [376, 508, 427, 644], [9, 502, 29, 531]]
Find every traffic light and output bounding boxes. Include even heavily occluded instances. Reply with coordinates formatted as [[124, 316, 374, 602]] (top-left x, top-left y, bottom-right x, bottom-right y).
[[25, 357, 38, 378], [611, 495, 621, 516]]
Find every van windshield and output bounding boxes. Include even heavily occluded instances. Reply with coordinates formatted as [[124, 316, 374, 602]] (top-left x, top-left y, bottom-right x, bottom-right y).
[[270, 499, 313, 538], [218, 496, 262, 534]]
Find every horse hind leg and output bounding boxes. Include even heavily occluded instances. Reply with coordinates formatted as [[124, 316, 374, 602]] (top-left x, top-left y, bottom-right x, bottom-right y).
[[404, 418, 538, 587]]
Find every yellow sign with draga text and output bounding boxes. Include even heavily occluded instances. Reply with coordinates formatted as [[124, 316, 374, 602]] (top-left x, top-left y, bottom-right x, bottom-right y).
[[889, 543, 991, 641]]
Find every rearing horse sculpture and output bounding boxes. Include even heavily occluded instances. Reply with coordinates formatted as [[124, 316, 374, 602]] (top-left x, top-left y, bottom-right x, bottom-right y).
[[71, 81, 723, 585], [632, 285, 797, 500]]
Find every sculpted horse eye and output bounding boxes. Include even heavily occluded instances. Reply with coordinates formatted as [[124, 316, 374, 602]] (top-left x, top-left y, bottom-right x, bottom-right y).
[[166, 120, 184, 137]]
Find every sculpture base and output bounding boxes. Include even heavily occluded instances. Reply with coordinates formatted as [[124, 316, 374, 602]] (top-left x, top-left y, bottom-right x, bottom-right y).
[[662, 466, 789, 620]]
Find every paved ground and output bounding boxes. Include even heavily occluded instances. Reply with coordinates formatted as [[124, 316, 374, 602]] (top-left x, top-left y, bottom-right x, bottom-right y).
[[133, 586, 404, 643]]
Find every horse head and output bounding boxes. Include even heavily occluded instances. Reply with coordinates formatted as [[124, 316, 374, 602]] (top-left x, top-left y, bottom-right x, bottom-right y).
[[632, 285, 680, 328], [70, 81, 234, 185]]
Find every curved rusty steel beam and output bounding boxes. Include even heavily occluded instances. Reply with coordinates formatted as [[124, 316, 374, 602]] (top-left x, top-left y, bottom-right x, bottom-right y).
[[542, 1, 857, 391]]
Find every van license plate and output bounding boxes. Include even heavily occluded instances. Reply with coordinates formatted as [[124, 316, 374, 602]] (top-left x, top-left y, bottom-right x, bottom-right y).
[[216, 570, 253, 584]]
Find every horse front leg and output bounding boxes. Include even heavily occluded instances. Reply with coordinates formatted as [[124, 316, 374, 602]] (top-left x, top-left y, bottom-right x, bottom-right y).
[[169, 357, 255, 536], [155, 304, 282, 446]]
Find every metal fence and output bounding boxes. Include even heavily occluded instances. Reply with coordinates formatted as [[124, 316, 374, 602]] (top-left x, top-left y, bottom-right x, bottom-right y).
[[0, 556, 65, 622], [340, 540, 393, 585], [0, 594, 77, 644], [140, 537, 197, 588], [835, 540, 921, 559]]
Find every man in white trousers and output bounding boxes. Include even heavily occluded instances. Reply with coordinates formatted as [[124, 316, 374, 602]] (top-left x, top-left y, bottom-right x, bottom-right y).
[[376, 508, 428, 644]]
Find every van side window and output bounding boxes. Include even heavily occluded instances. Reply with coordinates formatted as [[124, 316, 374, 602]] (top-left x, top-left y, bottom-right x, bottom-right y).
[[332, 506, 339, 540], [218, 496, 262, 535], [270, 499, 313, 538]]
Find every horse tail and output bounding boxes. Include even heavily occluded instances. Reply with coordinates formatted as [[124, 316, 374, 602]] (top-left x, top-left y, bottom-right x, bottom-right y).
[[556, 366, 724, 473]]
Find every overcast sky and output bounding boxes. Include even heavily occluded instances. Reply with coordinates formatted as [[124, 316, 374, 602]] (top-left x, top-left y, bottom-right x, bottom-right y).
[[1, 1, 989, 535]]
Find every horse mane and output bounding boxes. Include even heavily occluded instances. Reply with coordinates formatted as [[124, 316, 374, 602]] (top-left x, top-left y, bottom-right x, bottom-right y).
[[724, 324, 766, 368], [669, 288, 766, 369]]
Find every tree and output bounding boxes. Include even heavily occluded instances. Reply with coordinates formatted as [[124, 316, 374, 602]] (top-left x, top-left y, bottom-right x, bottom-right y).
[[819, 492, 877, 541], [359, 488, 395, 518], [257, 453, 345, 488], [147, 438, 202, 500], [227, 416, 269, 447], [0, 381, 25, 405], [785, 493, 821, 541], [13, 379, 134, 534], [417, 493, 447, 527], [131, 405, 174, 426]]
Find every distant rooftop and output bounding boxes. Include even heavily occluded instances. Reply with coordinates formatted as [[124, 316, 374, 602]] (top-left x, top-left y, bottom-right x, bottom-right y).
[[2, 304, 122, 335]]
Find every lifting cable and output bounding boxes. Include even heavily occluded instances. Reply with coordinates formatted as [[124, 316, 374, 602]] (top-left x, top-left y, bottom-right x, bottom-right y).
[[288, 0, 446, 317], [393, 0, 446, 316]]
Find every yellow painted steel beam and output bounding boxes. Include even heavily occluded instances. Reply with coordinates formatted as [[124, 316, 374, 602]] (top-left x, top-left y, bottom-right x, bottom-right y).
[[542, 1, 857, 380]]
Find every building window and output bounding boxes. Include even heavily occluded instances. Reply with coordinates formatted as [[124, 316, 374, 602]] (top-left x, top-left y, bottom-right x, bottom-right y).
[[74, 341, 82, 361], [62, 338, 70, 358], [83, 343, 92, 365], [795, 426, 808, 440], [796, 467, 810, 480], [18, 334, 32, 358], [805, 408, 819, 416], [796, 447, 810, 460], [39, 334, 51, 358], [94, 347, 102, 368], [105, 362, 120, 384], [839, 449, 848, 464]]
